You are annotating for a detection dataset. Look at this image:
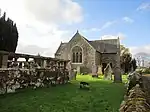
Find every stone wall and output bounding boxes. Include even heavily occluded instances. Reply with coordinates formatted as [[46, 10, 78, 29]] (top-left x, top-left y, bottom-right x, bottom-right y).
[[119, 84, 150, 112], [1, 55, 8, 68], [119, 72, 150, 112], [0, 68, 69, 94]]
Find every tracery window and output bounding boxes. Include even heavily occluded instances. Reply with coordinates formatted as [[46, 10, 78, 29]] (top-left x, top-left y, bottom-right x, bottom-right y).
[[72, 46, 82, 63]]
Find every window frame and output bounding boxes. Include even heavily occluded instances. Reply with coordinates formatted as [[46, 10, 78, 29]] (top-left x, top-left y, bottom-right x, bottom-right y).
[[71, 46, 83, 64]]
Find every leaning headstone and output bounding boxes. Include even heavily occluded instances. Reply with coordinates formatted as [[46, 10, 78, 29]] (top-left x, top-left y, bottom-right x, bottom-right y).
[[104, 63, 112, 80], [92, 65, 98, 78]]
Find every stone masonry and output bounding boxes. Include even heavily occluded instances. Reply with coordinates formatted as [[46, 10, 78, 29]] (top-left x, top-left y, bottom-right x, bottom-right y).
[[55, 30, 121, 76]]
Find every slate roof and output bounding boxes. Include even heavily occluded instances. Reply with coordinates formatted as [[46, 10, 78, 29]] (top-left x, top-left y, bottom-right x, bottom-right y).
[[55, 32, 119, 55], [55, 42, 67, 55], [89, 39, 119, 53]]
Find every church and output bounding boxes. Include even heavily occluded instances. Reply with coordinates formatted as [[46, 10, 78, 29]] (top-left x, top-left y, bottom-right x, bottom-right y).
[[55, 31, 121, 75]]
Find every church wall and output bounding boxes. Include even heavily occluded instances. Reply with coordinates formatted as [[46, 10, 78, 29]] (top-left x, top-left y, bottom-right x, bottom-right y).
[[66, 34, 96, 73], [95, 51, 103, 74], [55, 47, 68, 60], [95, 51, 101, 65]]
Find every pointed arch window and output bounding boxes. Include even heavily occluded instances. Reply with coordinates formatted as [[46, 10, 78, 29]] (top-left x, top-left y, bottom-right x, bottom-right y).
[[73, 52, 76, 63], [76, 52, 78, 62], [72, 46, 82, 63], [79, 52, 82, 63]]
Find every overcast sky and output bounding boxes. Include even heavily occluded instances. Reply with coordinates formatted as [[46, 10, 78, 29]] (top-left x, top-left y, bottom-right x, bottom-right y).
[[0, 0, 150, 57]]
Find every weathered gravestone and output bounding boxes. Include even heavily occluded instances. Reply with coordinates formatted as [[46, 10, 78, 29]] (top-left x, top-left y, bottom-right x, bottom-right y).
[[104, 63, 112, 80], [66, 61, 72, 80], [97, 65, 102, 75], [92, 65, 98, 78], [77, 66, 80, 74], [72, 69, 77, 80]]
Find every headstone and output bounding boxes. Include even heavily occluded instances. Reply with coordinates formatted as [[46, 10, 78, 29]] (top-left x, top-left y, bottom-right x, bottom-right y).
[[73, 69, 77, 80], [97, 65, 102, 75], [70, 68, 77, 80], [24, 62, 29, 69], [43, 60, 47, 68], [66, 61, 72, 80], [77, 66, 80, 74], [13, 61, 18, 68], [92, 65, 98, 77], [104, 63, 112, 80]]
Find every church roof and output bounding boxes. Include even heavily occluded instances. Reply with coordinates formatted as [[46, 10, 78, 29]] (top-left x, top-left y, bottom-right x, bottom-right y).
[[55, 31, 120, 55], [89, 39, 119, 53], [55, 42, 67, 55]]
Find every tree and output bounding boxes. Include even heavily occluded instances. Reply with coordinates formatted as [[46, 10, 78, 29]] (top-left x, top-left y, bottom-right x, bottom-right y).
[[0, 11, 18, 53], [120, 45, 132, 73], [131, 58, 137, 71]]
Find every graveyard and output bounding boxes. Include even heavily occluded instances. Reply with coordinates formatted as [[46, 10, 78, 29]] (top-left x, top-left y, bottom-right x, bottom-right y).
[[0, 1, 150, 111], [0, 75, 126, 112], [0, 51, 127, 112]]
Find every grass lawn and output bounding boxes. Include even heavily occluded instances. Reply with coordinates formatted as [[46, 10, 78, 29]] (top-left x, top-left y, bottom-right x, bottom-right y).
[[0, 75, 126, 112]]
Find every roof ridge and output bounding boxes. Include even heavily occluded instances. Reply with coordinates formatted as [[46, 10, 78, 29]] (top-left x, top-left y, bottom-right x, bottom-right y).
[[61, 42, 68, 44]]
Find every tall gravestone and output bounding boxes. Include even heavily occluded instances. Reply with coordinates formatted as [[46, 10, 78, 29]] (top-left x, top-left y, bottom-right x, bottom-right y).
[[77, 66, 80, 74], [72, 69, 77, 80], [92, 65, 98, 77], [66, 61, 72, 80], [104, 63, 112, 80], [97, 65, 102, 75]]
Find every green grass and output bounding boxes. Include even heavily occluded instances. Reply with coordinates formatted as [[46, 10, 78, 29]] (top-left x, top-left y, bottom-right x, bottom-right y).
[[0, 75, 126, 112]]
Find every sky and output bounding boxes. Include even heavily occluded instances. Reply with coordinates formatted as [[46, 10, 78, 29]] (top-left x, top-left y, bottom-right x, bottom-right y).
[[0, 0, 150, 57]]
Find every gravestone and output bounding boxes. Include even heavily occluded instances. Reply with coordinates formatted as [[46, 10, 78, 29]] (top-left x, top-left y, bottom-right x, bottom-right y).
[[77, 66, 80, 74], [104, 63, 112, 80], [43, 60, 47, 68], [66, 61, 72, 80], [92, 65, 98, 78], [72, 69, 77, 80], [97, 65, 102, 75]]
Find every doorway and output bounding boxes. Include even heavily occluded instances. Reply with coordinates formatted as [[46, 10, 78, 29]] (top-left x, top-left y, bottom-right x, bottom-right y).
[[102, 63, 107, 74]]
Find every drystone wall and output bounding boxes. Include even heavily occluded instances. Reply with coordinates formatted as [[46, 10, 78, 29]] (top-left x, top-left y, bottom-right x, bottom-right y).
[[0, 68, 69, 94], [119, 71, 150, 112]]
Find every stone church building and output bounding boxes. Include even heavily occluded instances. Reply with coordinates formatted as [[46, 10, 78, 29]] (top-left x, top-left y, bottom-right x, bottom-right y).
[[55, 31, 121, 75]]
